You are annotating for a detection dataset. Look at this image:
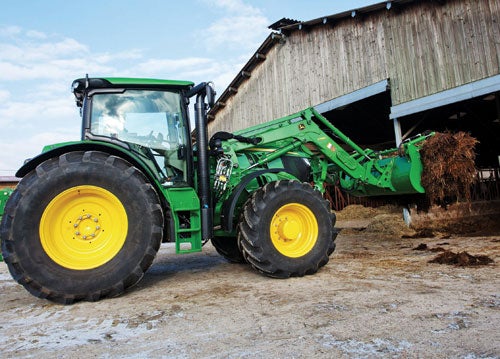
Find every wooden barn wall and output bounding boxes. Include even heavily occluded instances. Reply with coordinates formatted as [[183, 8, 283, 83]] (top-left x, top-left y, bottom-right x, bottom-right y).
[[209, 0, 500, 134], [387, 0, 499, 106]]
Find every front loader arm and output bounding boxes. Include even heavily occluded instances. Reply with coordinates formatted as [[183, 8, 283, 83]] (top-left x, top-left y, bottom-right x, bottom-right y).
[[226, 107, 432, 196]]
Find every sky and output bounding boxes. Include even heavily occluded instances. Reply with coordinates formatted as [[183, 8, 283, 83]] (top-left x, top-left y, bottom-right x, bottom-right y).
[[0, 0, 377, 176]]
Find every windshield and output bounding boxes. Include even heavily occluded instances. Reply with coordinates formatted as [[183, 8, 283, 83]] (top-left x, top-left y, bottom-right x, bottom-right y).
[[90, 89, 189, 184], [91, 90, 186, 148]]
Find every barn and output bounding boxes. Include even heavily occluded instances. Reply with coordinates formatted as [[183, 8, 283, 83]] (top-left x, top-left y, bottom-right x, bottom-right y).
[[0, 176, 19, 190], [208, 0, 500, 207]]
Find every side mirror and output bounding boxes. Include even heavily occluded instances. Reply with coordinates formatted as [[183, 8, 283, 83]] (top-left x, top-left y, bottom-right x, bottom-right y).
[[206, 82, 216, 108], [177, 145, 187, 160]]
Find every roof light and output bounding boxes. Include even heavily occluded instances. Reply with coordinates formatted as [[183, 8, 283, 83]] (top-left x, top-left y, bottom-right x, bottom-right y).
[[71, 80, 80, 93]]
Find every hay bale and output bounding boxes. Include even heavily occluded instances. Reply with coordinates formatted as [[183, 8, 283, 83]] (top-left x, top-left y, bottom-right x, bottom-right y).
[[420, 131, 478, 206]]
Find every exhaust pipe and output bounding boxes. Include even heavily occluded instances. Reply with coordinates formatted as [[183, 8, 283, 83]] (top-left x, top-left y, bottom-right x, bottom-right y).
[[189, 83, 216, 240]]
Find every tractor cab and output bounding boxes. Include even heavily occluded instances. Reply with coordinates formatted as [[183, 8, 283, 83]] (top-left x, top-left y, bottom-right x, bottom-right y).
[[71, 77, 194, 186]]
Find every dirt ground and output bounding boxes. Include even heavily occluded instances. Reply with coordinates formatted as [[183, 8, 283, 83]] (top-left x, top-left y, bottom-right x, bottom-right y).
[[0, 205, 499, 359]]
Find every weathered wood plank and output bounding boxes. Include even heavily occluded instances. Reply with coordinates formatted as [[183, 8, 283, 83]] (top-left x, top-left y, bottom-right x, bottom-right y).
[[209, 0, 500, 135]]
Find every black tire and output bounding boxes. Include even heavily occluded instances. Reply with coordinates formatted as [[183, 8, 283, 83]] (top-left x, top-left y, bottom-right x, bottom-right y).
[[211, 236, 245, 263], [238, 180, 336, 278], [0, 151, 163, 304]]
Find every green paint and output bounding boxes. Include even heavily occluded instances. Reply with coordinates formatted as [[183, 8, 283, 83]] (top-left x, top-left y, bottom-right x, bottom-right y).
[[104, 77, 194, 87], [0, 187, 14, 261]]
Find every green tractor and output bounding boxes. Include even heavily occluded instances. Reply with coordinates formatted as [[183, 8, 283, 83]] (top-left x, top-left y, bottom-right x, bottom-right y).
[[0, 77, 431, 303], [0, 187, 12, 222], [0, 187, 13, 261]]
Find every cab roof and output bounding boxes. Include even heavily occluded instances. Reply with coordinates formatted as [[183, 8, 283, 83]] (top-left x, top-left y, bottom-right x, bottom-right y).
[[71, 77, 194, 107]]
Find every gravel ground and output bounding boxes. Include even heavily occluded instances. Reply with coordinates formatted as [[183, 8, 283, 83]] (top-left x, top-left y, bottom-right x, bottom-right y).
[[0, 216, 499, 358]]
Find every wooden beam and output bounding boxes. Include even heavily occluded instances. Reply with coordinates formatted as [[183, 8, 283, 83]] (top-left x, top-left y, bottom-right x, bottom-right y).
[[298, 23, 312, 32], [255, 53, 266, 60], [322, 17, 337, 29], [271, 33, 284, 41]]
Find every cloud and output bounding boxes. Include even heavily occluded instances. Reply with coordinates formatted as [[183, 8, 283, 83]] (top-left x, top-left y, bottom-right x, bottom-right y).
[[0, 128, 79, 173], [0, 37, 88, 63], [0, 93, 76, 129], [26, 30, 47, 39], [206, 15, 270, 49], [132, 57, 213, 77], [126, 55, 245, 93], [0, 28, 118, 81], [0, 91, 80, 173], [0, 25, 22, 37], [93, 49, 143, 64], [207, 0, 262, 15], [0, 89, 10, 102], [201, 0, 271, 51], [0, 60, 114, 81]]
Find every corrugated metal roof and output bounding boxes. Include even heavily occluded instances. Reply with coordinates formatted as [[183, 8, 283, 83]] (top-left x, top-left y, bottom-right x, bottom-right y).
[[268, 18, 300, 31], [274, 0, 417, 34]]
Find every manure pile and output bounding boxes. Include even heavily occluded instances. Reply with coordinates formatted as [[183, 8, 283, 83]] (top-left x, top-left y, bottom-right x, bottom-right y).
[[419, 131, 478, 205]]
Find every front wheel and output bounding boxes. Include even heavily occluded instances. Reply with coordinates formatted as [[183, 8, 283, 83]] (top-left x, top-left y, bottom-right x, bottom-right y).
[[0, 151, 163, 303], [211, 236, 245, 263], [238, 180, 336, 278]]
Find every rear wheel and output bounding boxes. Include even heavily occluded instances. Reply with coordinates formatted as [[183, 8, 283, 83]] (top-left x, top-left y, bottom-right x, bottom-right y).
[[0, 151, 163, 303], [238, 180, 336, 278]]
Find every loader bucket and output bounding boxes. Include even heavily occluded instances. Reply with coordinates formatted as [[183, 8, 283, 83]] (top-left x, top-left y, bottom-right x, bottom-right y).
[[388, 142, 425, 194], [345, 142, 425, 197]]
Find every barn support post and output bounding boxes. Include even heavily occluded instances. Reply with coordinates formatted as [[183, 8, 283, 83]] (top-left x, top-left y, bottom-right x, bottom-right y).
[[393, 117, 402, 146]]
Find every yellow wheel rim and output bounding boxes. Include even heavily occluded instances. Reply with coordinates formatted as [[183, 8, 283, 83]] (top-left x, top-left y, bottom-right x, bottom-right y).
[[40, 185, 128, 270], [270, 203, 318, 258]]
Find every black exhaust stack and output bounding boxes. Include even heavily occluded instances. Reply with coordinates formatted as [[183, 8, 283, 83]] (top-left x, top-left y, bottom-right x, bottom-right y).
[[187, 82, 216, 240]]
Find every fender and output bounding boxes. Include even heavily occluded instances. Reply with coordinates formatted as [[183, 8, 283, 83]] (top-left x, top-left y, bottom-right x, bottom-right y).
[[220, 168, 297, 232], [16, 141, 163, 191], [15, 141, 174, 242]]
